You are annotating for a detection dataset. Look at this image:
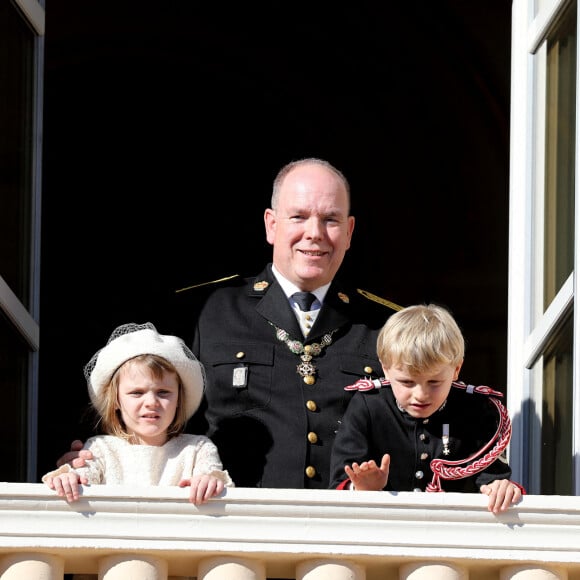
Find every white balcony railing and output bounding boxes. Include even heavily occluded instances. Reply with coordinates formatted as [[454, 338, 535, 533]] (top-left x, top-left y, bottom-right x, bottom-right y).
[[0, 482, 579, 579]]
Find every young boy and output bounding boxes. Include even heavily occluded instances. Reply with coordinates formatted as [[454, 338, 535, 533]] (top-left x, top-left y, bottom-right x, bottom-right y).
[[329, 303, 524, 513]]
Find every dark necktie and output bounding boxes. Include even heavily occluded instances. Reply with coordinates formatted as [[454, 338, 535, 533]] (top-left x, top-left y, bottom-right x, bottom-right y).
[[292, 291, 316, 311]]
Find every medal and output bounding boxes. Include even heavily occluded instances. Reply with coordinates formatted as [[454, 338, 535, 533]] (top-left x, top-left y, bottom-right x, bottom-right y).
[[270, 324, 336, 384]]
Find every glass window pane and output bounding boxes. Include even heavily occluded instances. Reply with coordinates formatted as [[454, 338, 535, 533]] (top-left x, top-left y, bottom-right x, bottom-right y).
[[0, 0, 34, 308], [540, 314, 573, 495], [544, 1, 576, 308], [0, 311, 28, 482]]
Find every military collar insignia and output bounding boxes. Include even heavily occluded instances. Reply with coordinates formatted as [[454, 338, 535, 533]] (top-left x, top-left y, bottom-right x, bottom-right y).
[[338, 292, 350, 303], [253, 280, 269, 291]]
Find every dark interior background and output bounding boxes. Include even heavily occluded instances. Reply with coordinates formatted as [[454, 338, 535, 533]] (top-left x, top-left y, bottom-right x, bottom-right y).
[[38, 1, 513, 478]]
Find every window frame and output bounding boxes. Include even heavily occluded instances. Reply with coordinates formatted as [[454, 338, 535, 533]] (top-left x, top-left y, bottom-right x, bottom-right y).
[[508, 0, 580, 494], [0, 0, 44, 481]]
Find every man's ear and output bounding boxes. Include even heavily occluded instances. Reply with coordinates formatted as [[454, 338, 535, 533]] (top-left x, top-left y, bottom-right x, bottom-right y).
[[264, 208, 276, 245], [345, 215, 355, 250]]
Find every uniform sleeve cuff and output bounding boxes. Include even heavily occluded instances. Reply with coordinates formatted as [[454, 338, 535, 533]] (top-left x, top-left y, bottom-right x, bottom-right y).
[[337, 478, 353, 490], [511, 480, 527, 494]]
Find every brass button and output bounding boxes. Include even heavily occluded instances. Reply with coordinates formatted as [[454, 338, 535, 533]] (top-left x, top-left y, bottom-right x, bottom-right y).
[[305, 466, 316, 478], [305, 314, 312, 321], [306, 400, 317, 412], [415, 470, 424, 479], [235, 351, 245, 359], [364, 366, 373, 374], [304, 375, 316, 385], [420, 452, 429, 461], [419, 433, 426, 441], [307, 431, 318, 444]]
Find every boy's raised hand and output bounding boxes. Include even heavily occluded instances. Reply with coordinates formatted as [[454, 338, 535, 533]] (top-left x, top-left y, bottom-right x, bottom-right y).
[[345, 453, 391, 491]]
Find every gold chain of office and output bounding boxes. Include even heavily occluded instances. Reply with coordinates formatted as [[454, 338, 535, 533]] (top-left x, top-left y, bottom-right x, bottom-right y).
[[270, 323, 336, 385]]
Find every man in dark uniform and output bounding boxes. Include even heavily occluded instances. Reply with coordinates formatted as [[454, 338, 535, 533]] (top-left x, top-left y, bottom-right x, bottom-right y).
[[188, 158, 398, 489], [56, 157, 398, 490], [190, 265, 394, 489]]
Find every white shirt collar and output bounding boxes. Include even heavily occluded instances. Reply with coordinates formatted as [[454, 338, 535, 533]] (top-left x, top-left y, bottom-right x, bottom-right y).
[[271, 264, 331, 306]]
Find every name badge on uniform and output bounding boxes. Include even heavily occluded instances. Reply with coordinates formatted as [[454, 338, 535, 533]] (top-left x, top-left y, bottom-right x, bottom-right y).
[[233, 365, 248, 388]]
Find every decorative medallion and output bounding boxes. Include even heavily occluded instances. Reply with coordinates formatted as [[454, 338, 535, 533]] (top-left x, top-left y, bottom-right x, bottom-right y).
[[338, 292, 350, 304], [270, 323, 336, 384]]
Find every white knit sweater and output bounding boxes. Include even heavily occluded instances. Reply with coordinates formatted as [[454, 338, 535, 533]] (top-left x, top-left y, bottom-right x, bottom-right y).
[[42, 433, 234, 487]]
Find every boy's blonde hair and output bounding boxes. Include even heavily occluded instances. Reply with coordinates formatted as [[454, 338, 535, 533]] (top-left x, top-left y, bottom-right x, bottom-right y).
[[377, 304, 464, 373]]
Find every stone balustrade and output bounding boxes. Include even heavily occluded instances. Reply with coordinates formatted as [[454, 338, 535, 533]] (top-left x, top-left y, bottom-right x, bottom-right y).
[[0, 483, 579, 579]]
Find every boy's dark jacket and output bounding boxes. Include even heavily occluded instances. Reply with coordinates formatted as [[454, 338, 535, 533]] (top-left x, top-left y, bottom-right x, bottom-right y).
[[329, 382, 513, 492]]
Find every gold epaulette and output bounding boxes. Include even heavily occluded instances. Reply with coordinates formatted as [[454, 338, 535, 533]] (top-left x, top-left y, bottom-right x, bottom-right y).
[[175, 274, 240, 294], [356, 288, 403, 311]]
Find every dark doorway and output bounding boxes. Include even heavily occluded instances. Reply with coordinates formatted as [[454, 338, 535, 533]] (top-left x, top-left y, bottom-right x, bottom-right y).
[[38, 1, 512, 478]]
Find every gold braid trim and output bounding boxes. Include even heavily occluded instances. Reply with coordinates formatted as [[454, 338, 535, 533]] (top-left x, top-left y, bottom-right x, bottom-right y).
[[356, 288, 403, 312], [175, 274, 240, 293]]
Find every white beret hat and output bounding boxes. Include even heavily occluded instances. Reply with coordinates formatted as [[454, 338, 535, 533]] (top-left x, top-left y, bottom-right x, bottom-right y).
[[84, 322, 204, 420]]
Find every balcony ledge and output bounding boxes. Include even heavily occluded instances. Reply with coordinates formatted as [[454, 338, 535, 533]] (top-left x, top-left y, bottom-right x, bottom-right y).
[[0, 483, 579, 579]]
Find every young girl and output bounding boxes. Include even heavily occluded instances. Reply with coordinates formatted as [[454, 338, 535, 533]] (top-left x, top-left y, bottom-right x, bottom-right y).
[[329, 304, 525, 514], [43, 322, 233, 504]]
